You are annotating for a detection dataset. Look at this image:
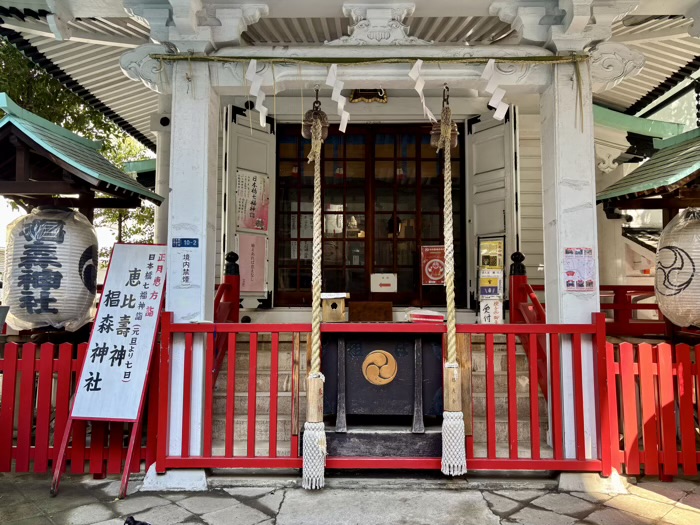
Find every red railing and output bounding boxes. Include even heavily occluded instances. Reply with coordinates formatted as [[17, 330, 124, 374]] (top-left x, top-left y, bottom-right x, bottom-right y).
[[510, 276, 549, 400], [598, 286, 665, 337], [0, 343, 159, 474], [157, 313, 608, 474], [157, 313, 307, 472], [212, 274, 241, 383], [607, 342, 700, 477]]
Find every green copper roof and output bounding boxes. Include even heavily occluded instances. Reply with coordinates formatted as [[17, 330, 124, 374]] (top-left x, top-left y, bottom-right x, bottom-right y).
[[0, 93, 163, 204], [593, 105, 685, 139], [597, 128, 700, 202]]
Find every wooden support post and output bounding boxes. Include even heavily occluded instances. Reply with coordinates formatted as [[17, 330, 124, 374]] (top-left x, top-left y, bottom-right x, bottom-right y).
[[306, 376, 324, 424], [457, 333, 472, 436], [291, 333, 301, 436], [443, 366, 462, 413], [412, 337, 425, 433], [335, 338, 347, 433]]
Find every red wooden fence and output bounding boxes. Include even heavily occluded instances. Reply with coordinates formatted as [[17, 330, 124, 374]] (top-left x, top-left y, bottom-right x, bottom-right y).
[[607, 342, 700, 477], [0, 342, 158, 475], [157, 313, 606, 474]]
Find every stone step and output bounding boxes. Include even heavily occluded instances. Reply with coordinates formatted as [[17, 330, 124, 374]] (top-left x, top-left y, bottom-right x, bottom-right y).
[[472, 417, 547, 444], [471, 393, 547, 419], [212, 391, 306, 415], [471, 351, 530, 373], [214, 371, 306, 394], [471, 372, 532, 394], [211, 441, 293, 457]]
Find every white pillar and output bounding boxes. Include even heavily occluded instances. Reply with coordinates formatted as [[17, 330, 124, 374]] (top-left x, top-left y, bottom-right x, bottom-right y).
[[166, 61, 220, 456], [152, 94, 171, 245], [540, 61, 600, 459]]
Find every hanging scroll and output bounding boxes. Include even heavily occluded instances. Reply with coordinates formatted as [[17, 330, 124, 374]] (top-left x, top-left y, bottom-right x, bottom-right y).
[[236, 169, 270, 232]]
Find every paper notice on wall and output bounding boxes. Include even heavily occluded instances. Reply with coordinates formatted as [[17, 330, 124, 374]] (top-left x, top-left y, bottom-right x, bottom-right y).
[[421, 245, 445, 286], [563, 247, 596, 292], [236, 169, 270, 232], [238, 233, 267, 295]]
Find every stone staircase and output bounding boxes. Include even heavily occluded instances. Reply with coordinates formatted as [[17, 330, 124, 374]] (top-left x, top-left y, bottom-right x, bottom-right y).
[[211, 332, 549, 458]]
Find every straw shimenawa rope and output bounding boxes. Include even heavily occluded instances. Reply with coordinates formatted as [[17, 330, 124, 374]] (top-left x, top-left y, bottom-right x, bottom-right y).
[[436, 102, 467, 476], [302, 116, 326, 490]]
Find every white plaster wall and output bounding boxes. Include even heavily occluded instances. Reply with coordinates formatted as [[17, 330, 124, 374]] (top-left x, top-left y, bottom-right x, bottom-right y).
[[517, 113, 545, 286]]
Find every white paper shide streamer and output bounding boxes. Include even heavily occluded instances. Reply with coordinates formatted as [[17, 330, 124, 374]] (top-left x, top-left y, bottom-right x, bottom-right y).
[[246, 59, 269, 127], [481, 59, 510, 121], [409, 60, 436, 123], [325, 64, 350, 132]]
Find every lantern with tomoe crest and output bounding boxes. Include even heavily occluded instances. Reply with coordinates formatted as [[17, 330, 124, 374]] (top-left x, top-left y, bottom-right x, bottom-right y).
[[3, 207, 98, 331], [655, 208, 700, 327]]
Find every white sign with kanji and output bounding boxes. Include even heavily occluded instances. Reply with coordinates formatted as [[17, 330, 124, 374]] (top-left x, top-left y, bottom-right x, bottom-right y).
[[71, 244, 166, 421]]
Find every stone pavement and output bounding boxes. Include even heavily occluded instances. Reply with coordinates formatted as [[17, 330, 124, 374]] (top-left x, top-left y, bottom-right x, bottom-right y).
[[1, 472, 700, 525]]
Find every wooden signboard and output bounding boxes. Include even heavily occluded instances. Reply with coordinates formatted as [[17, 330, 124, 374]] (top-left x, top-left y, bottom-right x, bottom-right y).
[[52, 243, 166, 498]]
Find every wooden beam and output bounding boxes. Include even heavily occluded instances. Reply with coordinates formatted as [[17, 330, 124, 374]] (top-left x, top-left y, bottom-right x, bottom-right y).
[[7, 196, 142, 209], [615, 198, 700, 209], [0, 181, 77, 194], [10, 136, 31, 182]]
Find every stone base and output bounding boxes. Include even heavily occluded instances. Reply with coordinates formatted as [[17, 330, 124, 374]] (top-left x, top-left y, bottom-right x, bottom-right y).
[[558, 470, 630, 495], [141, 464, 208, 492]]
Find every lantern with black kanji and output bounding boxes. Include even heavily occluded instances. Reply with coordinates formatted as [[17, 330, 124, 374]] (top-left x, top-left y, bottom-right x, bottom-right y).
[[3, 207, 98, 331], [655, 208, 700, 327]]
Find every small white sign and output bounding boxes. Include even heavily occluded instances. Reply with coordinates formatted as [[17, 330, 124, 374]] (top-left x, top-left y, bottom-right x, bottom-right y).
[[71, 244, 166, 421], [371, 273, 397, 293], [479, 299, 503, 324]]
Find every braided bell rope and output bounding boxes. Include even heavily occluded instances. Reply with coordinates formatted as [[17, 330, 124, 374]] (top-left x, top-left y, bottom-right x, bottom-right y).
[[437, 105, 457, 365], [308, 117, 323, 375]]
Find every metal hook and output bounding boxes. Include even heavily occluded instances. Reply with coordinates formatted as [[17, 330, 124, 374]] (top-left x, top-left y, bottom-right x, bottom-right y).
[[378, 84, 385, 97], [442, 84, 450, 107]]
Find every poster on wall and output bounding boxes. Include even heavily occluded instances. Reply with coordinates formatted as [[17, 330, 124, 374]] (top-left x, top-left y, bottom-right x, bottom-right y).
[[563, 247, 596, 292], [238, 233, 268, 295], [479, 237, 504, 269], [421, 245, 445, 286], [236, 169, 270, 232], [71, 244, 166, 421], [479, 269, 503, 299]]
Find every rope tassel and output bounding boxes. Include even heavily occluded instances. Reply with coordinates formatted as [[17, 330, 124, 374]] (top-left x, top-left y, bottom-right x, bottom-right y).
[[302, 421, 326, 489]]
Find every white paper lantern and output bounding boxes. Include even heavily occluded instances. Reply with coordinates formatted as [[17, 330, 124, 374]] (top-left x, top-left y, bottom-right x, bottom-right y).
[[655, 208, 700, 327], [2, 207, 98, 331]]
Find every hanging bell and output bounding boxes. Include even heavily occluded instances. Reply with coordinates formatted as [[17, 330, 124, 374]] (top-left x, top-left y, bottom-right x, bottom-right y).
[[430, 85, 459, 149], [302, 87, 329, 140]]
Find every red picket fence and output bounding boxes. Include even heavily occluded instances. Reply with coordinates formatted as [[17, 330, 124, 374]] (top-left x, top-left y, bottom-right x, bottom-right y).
[[606, 342, 700, 477], [157, 313, 607, 474], [157, 313, 307, 472], [0, 342, 159, 474]]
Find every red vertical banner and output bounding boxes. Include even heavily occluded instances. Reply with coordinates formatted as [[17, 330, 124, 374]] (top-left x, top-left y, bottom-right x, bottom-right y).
[[421, 246, 445, 286]]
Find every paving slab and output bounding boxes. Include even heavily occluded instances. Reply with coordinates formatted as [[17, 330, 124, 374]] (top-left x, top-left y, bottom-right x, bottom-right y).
[[571, 491, 613, 503], [3, 516, 54, 525], [531, 492, 597, 517], [494, 489, 547, 501], [112, 494, 171, 516], [583, 508, 654, 525], [201, 502, 272, 525], [126, 502, 195, 525], [605, 494, 675, 521], [660, 506, 700, 525], [510, 506, 577, 525], [49, 502, 116, 525], [482, 491, 521, 515], [176, 493, 242, 514], [677, 492, 700, 511], [0, 499, 45, 523], [634, 482, 688, 502], [276, 489, 499, 525]]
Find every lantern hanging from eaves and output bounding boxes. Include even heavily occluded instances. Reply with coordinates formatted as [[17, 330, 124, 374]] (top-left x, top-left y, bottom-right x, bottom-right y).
[[3, 207, 98, 331], [654, 207, 700, 327]]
